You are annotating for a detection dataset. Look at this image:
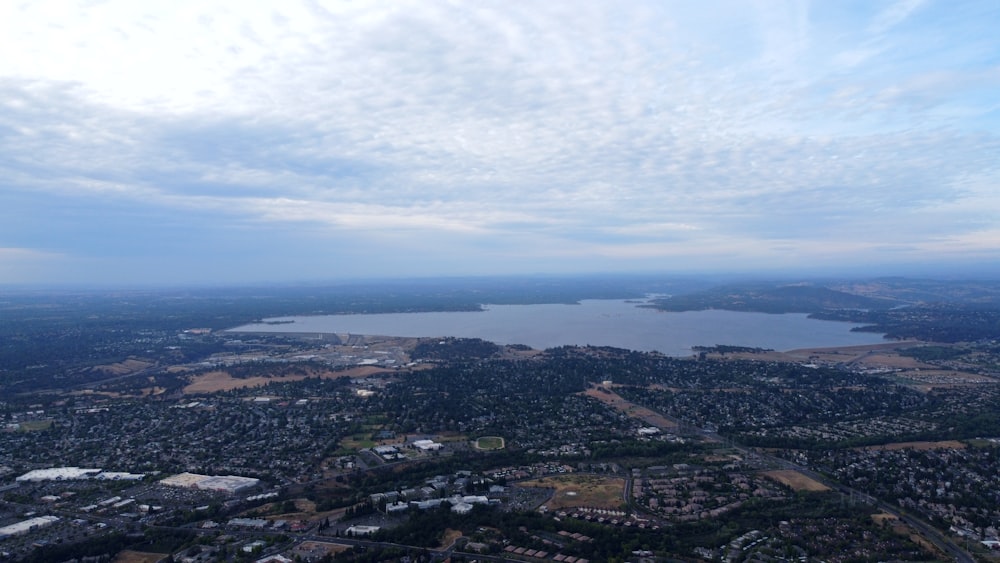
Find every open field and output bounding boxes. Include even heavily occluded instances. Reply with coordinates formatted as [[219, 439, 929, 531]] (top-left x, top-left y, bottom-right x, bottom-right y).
[[294, 541, 352, 559], [762, 470, 830, 492], [92, 358, 155, 376], [872, 512, 898, 524], [441, 529, 463, 549], [717, 341, 931, 367], [476, 436, 505, 450], [895, 370, 1000, 388], [259, 498, 319, 520], [339, 434, 376, 451], [112, 551, 169, 563], [182, 365, 391, 394], [17, 420, 53, 432], [862, 440, 966, 451], [582, 385, 677, 429], [245, 498, 347, 523], [518, 474, 625, 510]]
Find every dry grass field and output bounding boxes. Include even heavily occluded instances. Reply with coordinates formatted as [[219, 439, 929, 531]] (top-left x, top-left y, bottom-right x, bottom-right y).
[[294, 541, 352, 558], [245, 497, 348, 523], [92, 358, 155, 376], [719, 342, 931, 368], [582, 385, 677, 429], [862, 440, 965, 451], [112, 551, 169, 563], [871, 512, 898, 524], [762, 470, 830, 492], [441, 529, 464, 549], [183, 365, 390, 394], [518, 474, 625, 510]]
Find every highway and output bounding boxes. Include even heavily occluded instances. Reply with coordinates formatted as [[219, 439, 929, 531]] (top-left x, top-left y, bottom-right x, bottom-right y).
[[670, 414, 976, 563]]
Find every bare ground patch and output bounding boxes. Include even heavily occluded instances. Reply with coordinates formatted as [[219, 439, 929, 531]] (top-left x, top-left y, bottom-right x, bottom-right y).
[[112, 551, 169, 563], [762, 470, 830, 492], [293, 541, 352, 558], [183, 365, 392, 394], [872, 512, 898, 524], [863, 440, 966, 451], [739, 341, 931, 367], [440, 529, 463, 549], [91, 358, 155, 376], [518, 474, 625, 510], [183, 371, 277, 393], [582, 385, 677, 429]]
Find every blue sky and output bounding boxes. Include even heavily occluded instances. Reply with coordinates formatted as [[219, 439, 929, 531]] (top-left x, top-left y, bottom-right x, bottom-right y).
[[1, 0, 998, 285]]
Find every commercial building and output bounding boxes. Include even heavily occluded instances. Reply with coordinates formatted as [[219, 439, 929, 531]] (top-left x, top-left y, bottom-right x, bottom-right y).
[[16, 467, 101, 482], [0, 516, 59, 538], [159, 472, 260, 494]]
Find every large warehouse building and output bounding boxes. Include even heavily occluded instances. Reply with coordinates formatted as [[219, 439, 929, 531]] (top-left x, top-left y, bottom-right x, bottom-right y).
[[159, 472, 260, 494]]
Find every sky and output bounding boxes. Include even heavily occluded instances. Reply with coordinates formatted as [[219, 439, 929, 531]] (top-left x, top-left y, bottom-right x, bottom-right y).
[[1, 0, 999, 286]]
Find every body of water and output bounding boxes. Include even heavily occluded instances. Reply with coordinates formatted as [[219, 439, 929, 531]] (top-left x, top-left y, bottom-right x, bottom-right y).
[[229, 300, 888, 356]]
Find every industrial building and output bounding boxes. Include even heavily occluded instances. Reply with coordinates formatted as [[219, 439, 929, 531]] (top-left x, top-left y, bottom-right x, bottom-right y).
[[159, 472, 260, 494]]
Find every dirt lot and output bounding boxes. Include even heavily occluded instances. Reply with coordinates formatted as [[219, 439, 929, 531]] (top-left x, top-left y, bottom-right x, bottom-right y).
[[518, 474, 625, 510], [92, 358, 155, 376], [112, 551, 169, 563], [762, 470, 830, 492], [183, 365, 391, 394], [293, 541, 352, 559], [582, 385, 678, 429], [717, 342, 932, 368], [862, 440, 966, 451], [440, 529, 464, 549], [872, 512, 898, 524]]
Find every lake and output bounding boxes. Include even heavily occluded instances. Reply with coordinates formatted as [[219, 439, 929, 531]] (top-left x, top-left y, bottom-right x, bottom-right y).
[[228, 299, 888, 356]]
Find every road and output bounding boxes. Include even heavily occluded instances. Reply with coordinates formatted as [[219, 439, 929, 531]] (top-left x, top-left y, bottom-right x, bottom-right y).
[[626, 402, 976, 563]]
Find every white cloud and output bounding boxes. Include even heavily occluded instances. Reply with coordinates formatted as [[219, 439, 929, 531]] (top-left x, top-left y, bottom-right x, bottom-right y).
[[1, 0, 998, 283], [869, 0, 928, 35], [0, 248, 68, 284]]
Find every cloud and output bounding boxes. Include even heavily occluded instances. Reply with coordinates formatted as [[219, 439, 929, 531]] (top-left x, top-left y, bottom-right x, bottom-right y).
[[1, 0, 998, 284], [0, 248, 69, 284]]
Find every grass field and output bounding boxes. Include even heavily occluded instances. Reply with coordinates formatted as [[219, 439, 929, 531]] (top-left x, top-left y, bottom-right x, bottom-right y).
[[518, 474, 625, 510], [476, 436, 505, 450], [339, 434, 376, 450], [18, 420, 53, 432]]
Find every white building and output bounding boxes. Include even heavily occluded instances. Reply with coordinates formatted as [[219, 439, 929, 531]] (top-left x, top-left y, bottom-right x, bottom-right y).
[[159, 472, 259, 494], [16, 467, 101, 482], [346, 525, 380, 536], [451, 502, 474, 514], [412, 439, 444, 451], [0, 516, 59, 538]]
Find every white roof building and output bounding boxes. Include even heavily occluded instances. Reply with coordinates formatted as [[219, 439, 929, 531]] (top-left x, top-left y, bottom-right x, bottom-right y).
[[159, 472, 259, 494], [96, 472, 145, 481], [346, 525, 380, 536], [412, 439, 443, 451], [0, 516, 59, 538], [451, 502, 474, 514], [16, 467, 101, 482]]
